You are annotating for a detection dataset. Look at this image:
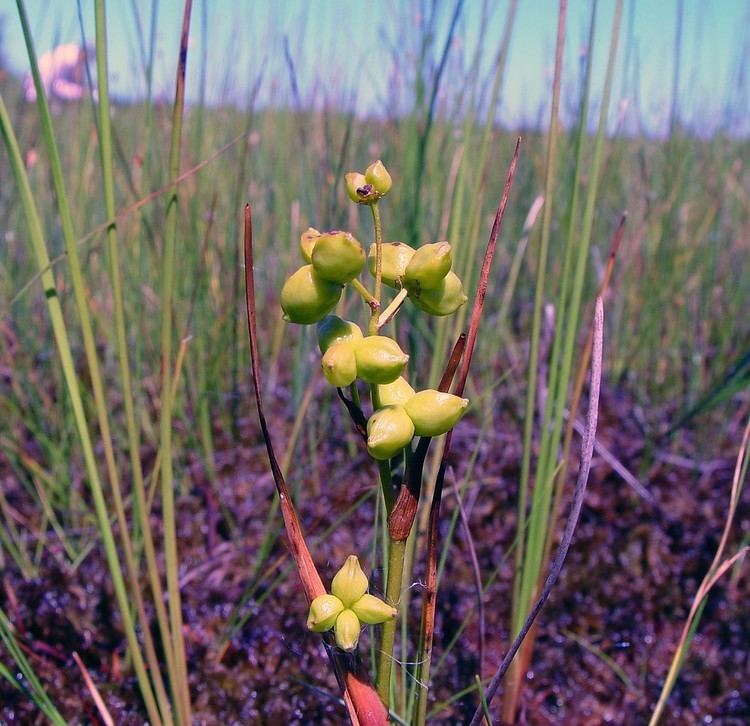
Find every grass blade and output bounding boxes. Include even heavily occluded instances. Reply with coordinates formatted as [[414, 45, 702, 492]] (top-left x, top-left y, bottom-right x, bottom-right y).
[[0, 610, 66, 726], [509, 2, 623, 716], [154, 1, 195, 720], [649, 416, 750, 724], [17, 2, 175, 719], [468, 296, 604, 725], [512, 0, 568, 659], [415, 138, 521, 726], [0, 89, 162, 726]]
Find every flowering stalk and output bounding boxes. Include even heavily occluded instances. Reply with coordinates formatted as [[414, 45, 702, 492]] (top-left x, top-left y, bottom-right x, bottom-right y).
[[279, 159, 470, 714]]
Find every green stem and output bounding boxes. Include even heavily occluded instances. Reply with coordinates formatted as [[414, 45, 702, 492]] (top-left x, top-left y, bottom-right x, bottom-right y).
[[376, 537, 406, 705], [369, 202, 383, 335], [350, 278, 377, 308], [158, 1, 194, 722], [360, 195, 405, 708], [93, 0, 146, 535]]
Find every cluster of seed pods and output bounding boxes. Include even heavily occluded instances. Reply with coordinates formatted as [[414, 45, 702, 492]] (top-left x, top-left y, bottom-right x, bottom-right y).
[[307, 556, 396, 651], [277, 160, 470, 649], [316, 314, 468, 459]]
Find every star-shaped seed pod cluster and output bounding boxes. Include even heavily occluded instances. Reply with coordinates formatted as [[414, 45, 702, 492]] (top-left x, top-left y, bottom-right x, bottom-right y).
[[307, 555, 396, 651]]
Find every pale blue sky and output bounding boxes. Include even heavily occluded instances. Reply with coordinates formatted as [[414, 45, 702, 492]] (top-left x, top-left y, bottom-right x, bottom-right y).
[[3, 1, 749, 135]]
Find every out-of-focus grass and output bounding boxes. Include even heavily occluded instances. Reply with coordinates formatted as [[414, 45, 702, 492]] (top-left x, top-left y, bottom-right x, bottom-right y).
[[2, 88, 747, 436], [0, 99, 750, 450], [0, 609, 66, 725]]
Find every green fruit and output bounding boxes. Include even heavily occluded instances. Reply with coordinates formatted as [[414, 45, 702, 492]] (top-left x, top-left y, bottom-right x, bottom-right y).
[[409, 271, 467, 316], [376, 376, 416, 408], [311, 231, 365, 283], [334, 609, 361, 651], [350, 593, 397, 625], [321, 340, 357, 387], [316, 315, 364, 353], [404, 389, 469, 437], [366, 405, 415, 460], [367, 242, 415, 288], [354, 335, 409, 384], [280, 265, 342, 324], [345, 171, 375, 204], [365, 160, 392, 196], [299, 227, 320, 263], [307, 594, 344, 632], [403, 241, 452, 290], [331, 555, 369, 607]]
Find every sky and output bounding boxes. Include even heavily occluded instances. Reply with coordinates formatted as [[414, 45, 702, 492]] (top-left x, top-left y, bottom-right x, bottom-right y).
[[2, 0, 749, 136]]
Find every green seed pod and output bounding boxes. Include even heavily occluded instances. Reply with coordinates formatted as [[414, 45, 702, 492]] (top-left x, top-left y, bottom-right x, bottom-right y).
[[280, 265, 342, 324], [351, 593, 397, 625], [354, 335, 409, 384], [334, 609, 361, 651], [365, 160, 392, 196], [316, 315, 364, 353], [404, 389, 469, 437], [409, 271, 467, 316], [331, 555, 369, 607], [321, 340, 357, 387], [367, 242, 415, 288], [300, 227, 320, 263], [376, 376, 416, 408], [403, 241, 452, 291], [345, 172, 376, 205], [307, 594, 344, 633], [366, 405, 415, 460], [311, 231, 365, 283]]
